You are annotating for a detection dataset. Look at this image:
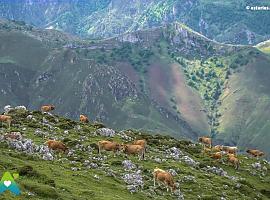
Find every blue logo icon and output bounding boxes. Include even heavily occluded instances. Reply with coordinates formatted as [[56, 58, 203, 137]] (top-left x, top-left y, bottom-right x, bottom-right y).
[[0, 172, 21, 196]]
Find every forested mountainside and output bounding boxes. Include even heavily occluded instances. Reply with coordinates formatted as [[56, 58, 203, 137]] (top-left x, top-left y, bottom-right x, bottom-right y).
[[0, 0, 270, 44]]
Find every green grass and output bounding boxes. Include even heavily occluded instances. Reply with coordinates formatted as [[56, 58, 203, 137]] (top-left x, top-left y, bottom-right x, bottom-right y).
[[0, 109, 269, 199]]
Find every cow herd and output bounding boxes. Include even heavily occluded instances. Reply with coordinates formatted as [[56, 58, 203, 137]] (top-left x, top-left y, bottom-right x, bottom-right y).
[[198, 136, 265, 170], [0, 105, 267, 193]]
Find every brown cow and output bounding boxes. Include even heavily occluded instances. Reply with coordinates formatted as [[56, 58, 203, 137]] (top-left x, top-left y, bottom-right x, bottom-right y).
[[246, 149, 264, 158], [211, 152, 222, 160], [122, 144, 145, 160], [198, 136, 212, 149], [153, 168, 176, 192], [45, 140, 68, 153], [97, 140, 121, 156], [133, 139, 147, 153], [222, 146, 238, 155], [80, 115, 89, 123], [0, 115, 12, 129], [41, 105, 55, 113], [227, 154, 240, 170]]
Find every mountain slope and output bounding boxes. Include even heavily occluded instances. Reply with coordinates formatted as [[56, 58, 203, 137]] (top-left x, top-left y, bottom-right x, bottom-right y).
[[0, 0, 270, 44], [217, 52, 270, 156], [1, 19, 270, 158], [256, 40, 270, 55], [0, 19, 197, 139], [0, 108, 269, 200]]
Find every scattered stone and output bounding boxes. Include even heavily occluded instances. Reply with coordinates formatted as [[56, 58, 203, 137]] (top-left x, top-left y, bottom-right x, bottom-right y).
[[34, 129, 48, 137], [165, 147, 183, 160], [27, 192, 35, 196], [95, 128, 115, 137], [8, 139, 34, 153], [36, 145, 53, 160], [87, 162, 98, 169], [93, 174, 100, 180], [26, 115, 33, 120], [168, 169, 178, 176], [174, 189, 185, 200], [15, 106, 27, 111], [122, 170, 143, 193], [203, 166, 227, 177], [182, 175, 196, 183], [42, 152, 54, 161], [4, 105, 13, 114], [122, 160, 136, 171], [71, 167, 78, 171], [106, 169, 117, 177], [118, 131, 133, 141], [74, 125, 81, 131], [235, 183, 241, 189], [154, 157, 162, 163], [181, 155, 199, 167], [252, 162, 262, 170], [42, 117, 49, 124]]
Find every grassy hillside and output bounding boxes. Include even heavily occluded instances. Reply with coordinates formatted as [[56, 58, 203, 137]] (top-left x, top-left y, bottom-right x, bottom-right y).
[[0, 108, 269, 200], [256, 40, 270, 55], [216, 52, 270, 158], [0, 0, 270, 44]]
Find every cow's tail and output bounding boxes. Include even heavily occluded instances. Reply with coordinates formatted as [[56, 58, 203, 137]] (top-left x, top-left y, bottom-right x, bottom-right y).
[[144, 142, 147, 153], [142, 149, 145, 160], [97, 141, 101, 154], [236, 160, 240, 170]]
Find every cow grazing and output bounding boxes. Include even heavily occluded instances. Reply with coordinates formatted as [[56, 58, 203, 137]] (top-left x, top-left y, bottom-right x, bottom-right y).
[[222, 146, 238, 155], [97, 140, 121, 156], [246, 149, 264, 158], [198, 136, 212, 149], [227, 154, 240, 170], [153, 168, 176, 192], [133, 139, 147, 152], [45, 140, 68, 153], [122, 144, 145, 160], [80, 115, 89, 123], [0, 115, 12, 129], [211, 152, 222, 160], [41, 105, 55, 113]]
